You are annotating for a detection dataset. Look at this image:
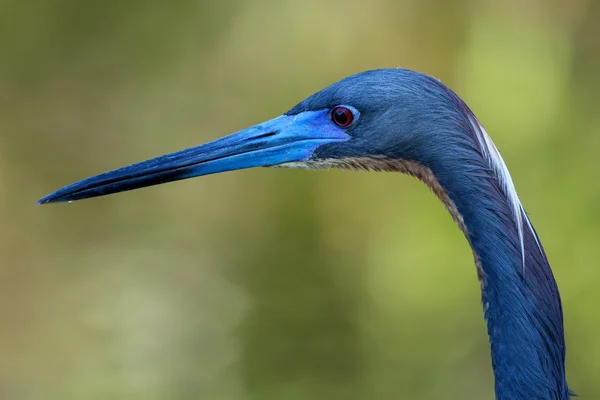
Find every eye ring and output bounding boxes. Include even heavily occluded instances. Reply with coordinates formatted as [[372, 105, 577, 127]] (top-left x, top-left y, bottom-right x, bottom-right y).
[[331, 106, 354, 128]]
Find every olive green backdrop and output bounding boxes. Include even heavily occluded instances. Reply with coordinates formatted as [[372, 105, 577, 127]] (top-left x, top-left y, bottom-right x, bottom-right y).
[[1, 0, 599, 399]]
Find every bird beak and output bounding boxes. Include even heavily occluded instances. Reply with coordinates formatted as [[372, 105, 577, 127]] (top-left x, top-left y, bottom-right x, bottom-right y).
[[37, 110, 349, 204]]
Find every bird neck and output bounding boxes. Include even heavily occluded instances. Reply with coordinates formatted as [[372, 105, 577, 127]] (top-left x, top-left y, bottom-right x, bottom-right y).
[[309, 151, 570, 398], [324, 152, 571, 398], [430, 153, 570, 399]]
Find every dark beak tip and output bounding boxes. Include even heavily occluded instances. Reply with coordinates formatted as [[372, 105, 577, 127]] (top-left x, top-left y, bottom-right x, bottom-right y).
[[36, 196, 53, 205], [37, 192, 66, 205]]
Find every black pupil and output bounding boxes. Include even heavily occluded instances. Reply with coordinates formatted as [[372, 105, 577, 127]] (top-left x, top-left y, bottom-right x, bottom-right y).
[[334, 108, 350, 126]]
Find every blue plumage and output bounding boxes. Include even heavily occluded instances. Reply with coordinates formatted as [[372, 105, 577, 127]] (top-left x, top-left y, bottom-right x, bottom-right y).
[[38, 68, 570, 399]]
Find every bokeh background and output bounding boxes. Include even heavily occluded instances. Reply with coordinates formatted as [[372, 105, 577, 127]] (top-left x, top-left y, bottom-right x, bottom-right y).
[[1, 0, 599, 399]]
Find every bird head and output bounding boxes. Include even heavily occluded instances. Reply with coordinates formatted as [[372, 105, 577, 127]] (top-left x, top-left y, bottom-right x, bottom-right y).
[[38, 69, 459, 204]]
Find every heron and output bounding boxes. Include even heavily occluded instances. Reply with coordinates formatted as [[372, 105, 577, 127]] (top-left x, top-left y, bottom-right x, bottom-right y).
[[38, 68, 570, 399]]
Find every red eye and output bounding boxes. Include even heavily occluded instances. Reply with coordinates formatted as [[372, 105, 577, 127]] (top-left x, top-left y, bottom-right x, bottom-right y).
[[331, 106, 354, 127]]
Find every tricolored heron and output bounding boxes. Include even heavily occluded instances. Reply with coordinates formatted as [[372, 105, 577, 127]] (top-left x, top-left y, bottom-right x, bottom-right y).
[[38, 69, 570, 399]]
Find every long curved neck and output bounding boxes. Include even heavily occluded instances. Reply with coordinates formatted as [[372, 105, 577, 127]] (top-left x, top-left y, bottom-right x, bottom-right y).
[[413, 88, 571, 399], [439, 164, 569, 399], [312, 150, 570, 399], [310, 151, 570, 398], [321, 151, 570, 398]]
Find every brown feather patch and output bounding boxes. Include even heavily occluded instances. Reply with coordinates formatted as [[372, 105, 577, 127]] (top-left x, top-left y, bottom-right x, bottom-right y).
[[280, 156, 485, 284]]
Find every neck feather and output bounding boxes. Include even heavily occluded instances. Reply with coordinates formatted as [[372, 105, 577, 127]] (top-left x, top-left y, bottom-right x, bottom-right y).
[[297, 146, 570, 398], [436, 159, 569, 400]]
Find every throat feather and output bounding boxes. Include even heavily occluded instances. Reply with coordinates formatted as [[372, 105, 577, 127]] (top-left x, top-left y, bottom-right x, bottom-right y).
[[278, 156, 485, 283]]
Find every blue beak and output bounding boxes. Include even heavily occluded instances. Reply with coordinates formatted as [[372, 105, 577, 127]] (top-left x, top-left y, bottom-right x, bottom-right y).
[[37, 110, 348, 204]]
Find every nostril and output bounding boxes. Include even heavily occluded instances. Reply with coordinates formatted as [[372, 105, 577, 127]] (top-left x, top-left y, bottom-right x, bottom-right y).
[[253, 131, 277, 140]]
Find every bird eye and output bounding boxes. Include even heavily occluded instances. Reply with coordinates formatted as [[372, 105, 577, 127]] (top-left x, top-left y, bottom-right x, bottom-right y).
[[331, 106, 354, 127]]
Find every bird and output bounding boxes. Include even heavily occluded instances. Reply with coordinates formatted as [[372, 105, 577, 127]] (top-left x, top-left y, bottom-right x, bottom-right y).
[[38, 68, 570, 399]]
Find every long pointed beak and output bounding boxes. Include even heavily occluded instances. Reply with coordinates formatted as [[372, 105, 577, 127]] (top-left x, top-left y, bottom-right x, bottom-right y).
[[38, 111, 348, 204]]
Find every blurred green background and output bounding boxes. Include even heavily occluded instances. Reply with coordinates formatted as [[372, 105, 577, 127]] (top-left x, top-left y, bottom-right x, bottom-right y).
[[1, 0, 599, 399]]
